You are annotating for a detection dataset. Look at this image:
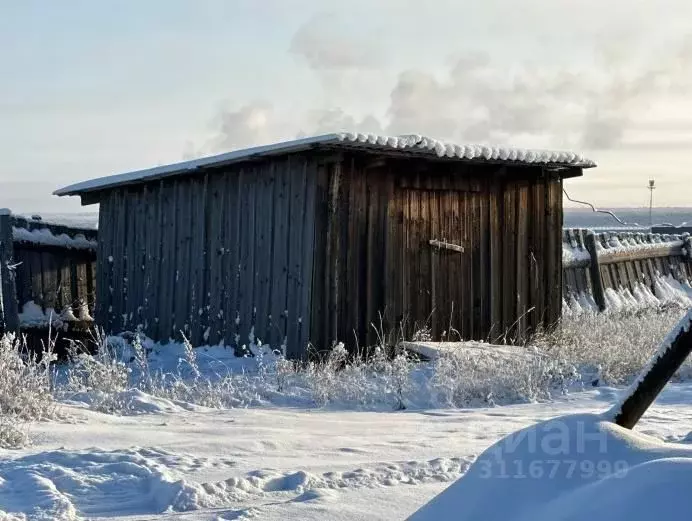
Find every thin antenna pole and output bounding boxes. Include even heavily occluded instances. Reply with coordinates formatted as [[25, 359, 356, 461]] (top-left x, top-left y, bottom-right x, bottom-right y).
[[648, 179, 656, 228]]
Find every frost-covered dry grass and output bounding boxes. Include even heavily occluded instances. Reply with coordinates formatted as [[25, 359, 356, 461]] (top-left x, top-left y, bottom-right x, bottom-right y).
[[534, 305, 690, 385], [0, 304, 689, 449], [0, 334, 58, 448], [56, 337, 576, 416]]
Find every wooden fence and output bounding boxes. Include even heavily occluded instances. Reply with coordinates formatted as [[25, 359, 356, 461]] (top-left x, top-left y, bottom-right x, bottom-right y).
[[562, 228, 692, 311], [0, 211, 97, 336]]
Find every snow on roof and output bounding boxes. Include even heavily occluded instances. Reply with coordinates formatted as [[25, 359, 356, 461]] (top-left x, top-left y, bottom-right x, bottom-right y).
[[18, 213, 99, 230], [12, 226, 97, 250], [54, 133, 596, 196]]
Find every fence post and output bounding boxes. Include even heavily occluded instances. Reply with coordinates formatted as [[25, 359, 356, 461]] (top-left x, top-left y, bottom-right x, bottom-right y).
[[612, 310, 692, 429], [584, 231, 606, 312], [0, 210, 19, 334], [684, 236, 692, 262]]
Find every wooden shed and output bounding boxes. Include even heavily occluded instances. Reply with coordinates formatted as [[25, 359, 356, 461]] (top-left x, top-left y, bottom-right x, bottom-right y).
[[55, 133, 595, 357]]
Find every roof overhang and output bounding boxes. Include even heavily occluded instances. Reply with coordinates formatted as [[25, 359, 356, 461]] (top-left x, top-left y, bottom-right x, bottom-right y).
[[55, 133, 596, 199]]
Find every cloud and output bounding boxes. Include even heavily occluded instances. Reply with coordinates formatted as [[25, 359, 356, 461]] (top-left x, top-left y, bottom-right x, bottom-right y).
[[290, 12, 383, 71], [303, 108, 384, 136], [195, 101, 277, 155], [194, 22, 692, 159], [381, 35, 692, 150], [213, 102, 273, 149]]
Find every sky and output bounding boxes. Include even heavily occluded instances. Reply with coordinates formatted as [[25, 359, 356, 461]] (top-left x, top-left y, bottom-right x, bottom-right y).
[[2, 0, 692, 213]]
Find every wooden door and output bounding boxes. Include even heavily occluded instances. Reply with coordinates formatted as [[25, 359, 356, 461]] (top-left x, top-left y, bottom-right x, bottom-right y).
[[387, 186, 488, 342]]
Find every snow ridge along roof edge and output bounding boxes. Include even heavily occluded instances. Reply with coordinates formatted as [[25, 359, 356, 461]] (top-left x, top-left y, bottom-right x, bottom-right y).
[[54, 132, 596, 196]]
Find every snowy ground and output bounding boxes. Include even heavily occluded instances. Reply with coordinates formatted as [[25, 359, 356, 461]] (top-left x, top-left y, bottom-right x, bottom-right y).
[[3, 384, 692, 520]]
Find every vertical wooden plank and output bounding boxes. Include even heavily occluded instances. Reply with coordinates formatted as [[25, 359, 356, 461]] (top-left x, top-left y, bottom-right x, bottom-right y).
[[86, 257, 96, 318], [429, 186, 441, 338], [436, 190, 451, 339], [478, 183, 490, 338], [269, 160, 290, 351], [585, 232, 606, 311], [353, 158, 369, 350], [530, 181, 545, 329], [286, 158, 308, 356], [418, 178, 432, 336], [298, 158, 318, 359], [75, 255, 89, 316], [183, 177, 206, 345], [12, 248, 29, 308], [173, 180, 192, 339], [141, 185, 154, 335], [489, 178, 503, 341], [238, 167, 257, 347], [544, 177, 562, 328], [41, 251, 58, 313], [12, 249, 28, 311], [142, 184, 160, 338], [95, 194, 111, 329], [326, 161, 342, 347], [411, 183, 424, 337], [128, 189, 144, 331], [124, 188, 137, 331], [614, 258, 625, 291], [471, 182, 483, 340], [69, 258, 79, 317], [515, 183, 530, 342], [30, 250, 44, 307], [502, 184, 517, 340], [223, 170, 243, 348], [59, 252, 73, 320], [204, 175, 223, 346], [623, 260, 636, 293], [336, 161, 350, 346], [436, 168, 450, 338], [343, 158, 358, 348], [254, 164, 274, 347], [404, 178, 420, 338], [364, 168, 379, 348], [248, 164, 270, 347], [111, 189, 128, 331], [157, 182, 176, 342], [310, 162, 329, 354], [0, 211, 18, 333]]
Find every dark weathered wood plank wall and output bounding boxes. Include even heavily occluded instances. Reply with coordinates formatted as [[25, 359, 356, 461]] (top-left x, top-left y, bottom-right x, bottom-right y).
[[10, 217, 97, 326], [95, 150, 568, 356], [96, 156, 318, 354], [310, 154, 564, 351]]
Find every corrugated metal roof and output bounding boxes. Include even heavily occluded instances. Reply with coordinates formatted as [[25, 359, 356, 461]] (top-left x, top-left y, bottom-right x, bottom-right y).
[[54, 132, 596, 196]]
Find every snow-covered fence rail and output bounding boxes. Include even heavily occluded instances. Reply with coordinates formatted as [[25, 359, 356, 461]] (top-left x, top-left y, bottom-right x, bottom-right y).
[[0, 211, 97, 335], [652, 225, 692, 235], [562, 229, 692, 313]]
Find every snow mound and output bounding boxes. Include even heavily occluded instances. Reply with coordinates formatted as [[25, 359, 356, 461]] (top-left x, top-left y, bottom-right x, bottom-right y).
[[409, 413, 692, 521], [0, 447, 201, 520], [109, 336, 280, 378], [0, 444, 470, 519], [65, 388, 188, 415], [176, 456, 472, 508]]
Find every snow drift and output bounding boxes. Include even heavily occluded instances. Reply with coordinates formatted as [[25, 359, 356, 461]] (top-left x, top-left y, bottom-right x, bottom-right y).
[[409, 413, 692, 521]]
